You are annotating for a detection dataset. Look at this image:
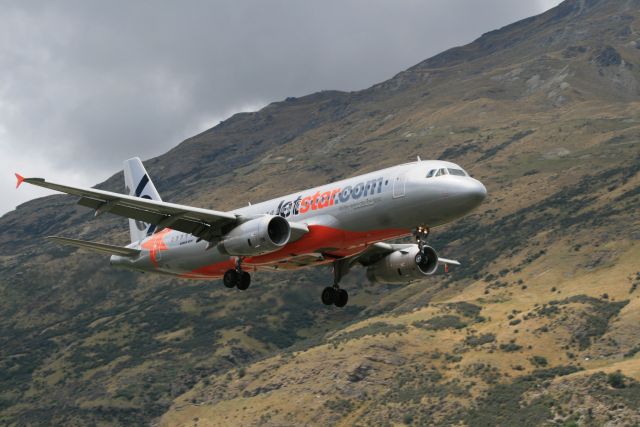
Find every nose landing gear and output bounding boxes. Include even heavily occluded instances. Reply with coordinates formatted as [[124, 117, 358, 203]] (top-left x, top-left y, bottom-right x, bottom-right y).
[[321, 259, 350, 307], [223, 257, 251, 290], [415, 226, 430, 251], [414, 225, 436, 272]]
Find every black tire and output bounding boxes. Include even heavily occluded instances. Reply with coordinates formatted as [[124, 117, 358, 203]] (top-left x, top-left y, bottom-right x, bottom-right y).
[[415, 252, 423, 265], [237, 271, 251, 290], [223, 270, 238, 288], [334, 289, 349, 308], [321, 286, 336, 305]]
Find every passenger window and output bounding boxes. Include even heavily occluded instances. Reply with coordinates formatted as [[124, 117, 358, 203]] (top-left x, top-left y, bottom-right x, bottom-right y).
[[426, 169, 435, 178], [448, 168, 466, 176]]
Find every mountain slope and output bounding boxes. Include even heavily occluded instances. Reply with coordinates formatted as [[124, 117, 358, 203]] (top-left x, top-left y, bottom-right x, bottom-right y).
[[2, 0, 640, 425]]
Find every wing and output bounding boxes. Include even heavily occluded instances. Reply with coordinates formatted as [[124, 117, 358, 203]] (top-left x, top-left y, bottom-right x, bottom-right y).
[[20, 176, 238, 241], [353, 242, 461, 267], [47, 236, 141, 257]]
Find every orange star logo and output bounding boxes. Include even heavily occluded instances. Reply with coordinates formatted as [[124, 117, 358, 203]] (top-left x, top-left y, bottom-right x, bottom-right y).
[[141, 228, 171, 268]]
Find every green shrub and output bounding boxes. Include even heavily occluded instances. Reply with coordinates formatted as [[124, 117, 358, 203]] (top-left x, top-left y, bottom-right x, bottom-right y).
[[530, 356, 548, 367], [402, 413, 414, 424], [332, 322, 407, 342], [499, 343, 522, 352], [465, 333, 496, 347], [413, 315, 467, 331], [324, 398, 353, 412], [607, 371, 625, 389], [447, 302, 482, 318]]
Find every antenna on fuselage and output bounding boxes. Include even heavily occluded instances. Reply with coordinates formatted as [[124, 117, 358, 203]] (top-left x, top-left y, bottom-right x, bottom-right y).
[[416, 155, 422, 162]]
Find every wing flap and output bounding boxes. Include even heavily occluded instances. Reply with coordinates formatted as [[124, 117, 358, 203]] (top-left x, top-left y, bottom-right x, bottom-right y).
[[47, 236, 141, 257], [76, 198, 216, 237]]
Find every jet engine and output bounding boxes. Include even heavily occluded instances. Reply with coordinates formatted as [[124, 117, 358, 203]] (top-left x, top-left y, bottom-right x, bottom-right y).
[[366, 245, 438, 284], [218, 215, 291, 256]]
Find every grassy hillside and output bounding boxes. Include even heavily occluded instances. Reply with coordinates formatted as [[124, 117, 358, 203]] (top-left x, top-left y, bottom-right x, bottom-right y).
[[2, 0, 640, 425]]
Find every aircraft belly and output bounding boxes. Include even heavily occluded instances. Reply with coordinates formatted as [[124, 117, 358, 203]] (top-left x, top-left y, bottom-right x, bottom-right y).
[[154, 224, 411, 279]]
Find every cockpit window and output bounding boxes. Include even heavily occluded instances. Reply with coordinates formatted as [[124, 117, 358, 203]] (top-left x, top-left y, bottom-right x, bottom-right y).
[[428, 167, 465, 178], [448, 168, 467, 176]]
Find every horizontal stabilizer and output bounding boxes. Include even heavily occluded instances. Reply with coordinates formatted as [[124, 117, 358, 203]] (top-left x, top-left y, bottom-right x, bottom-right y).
[[47, 236, 141, 257]]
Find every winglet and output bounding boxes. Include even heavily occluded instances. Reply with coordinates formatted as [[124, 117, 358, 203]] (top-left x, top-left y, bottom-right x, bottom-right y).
[[15, 173, 24, 189]]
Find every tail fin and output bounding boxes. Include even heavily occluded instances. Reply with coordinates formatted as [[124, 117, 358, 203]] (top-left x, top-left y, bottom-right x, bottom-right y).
[[123, 157, 162, 243]]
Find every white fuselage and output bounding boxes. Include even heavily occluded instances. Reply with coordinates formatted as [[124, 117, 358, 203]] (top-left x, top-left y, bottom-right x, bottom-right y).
[[111, 160, 486, 278]]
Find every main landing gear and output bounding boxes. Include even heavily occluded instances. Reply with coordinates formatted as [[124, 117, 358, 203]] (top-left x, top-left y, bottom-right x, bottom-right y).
[[321, 259, 350, 307], [321, 286, 348, 307], [223, 257, 251, 290]]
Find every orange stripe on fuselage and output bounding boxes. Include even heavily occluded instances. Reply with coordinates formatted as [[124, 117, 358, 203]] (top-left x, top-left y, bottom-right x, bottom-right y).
[[179, 225, 411, 279]]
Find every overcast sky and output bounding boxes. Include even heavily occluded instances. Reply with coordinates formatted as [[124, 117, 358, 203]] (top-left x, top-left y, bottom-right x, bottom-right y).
[[0, 0, 562, 215]]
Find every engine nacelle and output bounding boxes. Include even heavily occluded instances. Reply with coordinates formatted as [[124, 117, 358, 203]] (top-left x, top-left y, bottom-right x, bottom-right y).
[[366, 245, 438, 284], [218, 215, 291, 256]]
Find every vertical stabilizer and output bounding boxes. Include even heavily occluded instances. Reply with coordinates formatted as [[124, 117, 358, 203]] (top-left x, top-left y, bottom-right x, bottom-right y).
[[123, 157, 162, 243]]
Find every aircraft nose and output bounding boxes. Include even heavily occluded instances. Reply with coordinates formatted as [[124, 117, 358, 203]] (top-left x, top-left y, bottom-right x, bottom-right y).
[[466, 178, 487, 206], [451, 178, 486, 211]]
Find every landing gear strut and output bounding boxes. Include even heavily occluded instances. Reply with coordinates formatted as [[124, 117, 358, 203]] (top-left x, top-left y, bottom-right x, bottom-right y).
[[414, 226, 432, 267], [321, 259, 349, 307], [414, 226, 430, 251], [223, 257, 251, 290]]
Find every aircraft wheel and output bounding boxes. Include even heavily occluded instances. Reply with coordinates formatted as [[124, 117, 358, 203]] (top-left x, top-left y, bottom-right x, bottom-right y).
[[223, 269, 238, 288], [321, 286, 336, 305], [334, 289, 349, 308], [237, 271, 251, 291]]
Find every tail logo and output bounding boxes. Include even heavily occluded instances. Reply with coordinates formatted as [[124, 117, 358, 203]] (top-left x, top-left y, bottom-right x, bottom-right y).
[[132, 174, 156, 236]]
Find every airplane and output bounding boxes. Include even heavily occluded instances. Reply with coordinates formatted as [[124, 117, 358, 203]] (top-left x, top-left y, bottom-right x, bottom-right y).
[[15, 157, 486, 307]]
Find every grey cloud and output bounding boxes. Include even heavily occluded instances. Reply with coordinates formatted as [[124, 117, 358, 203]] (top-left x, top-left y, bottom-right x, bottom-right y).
[[0, 0, 562, 214]]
